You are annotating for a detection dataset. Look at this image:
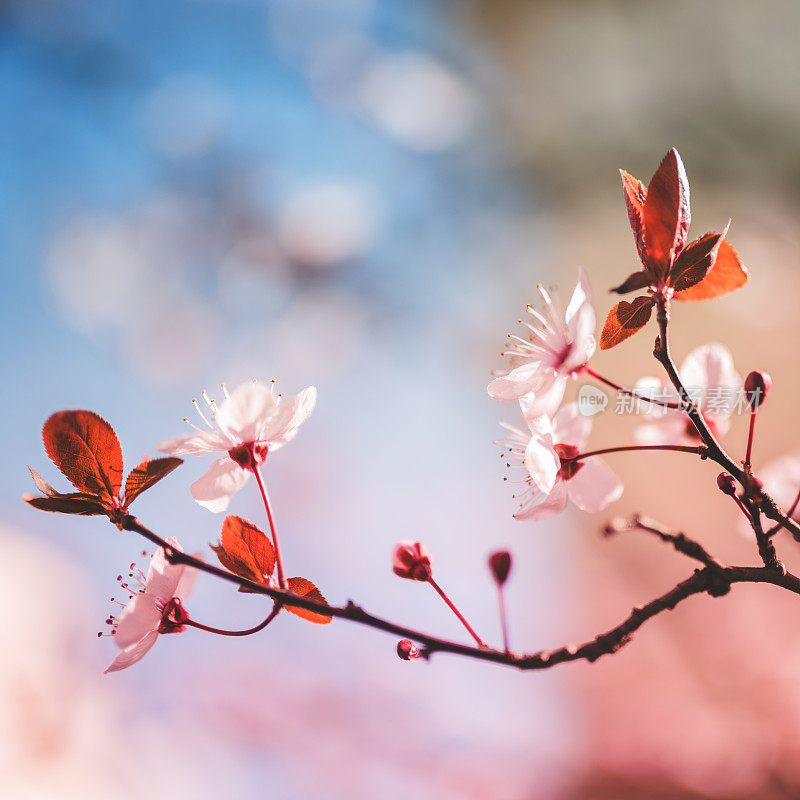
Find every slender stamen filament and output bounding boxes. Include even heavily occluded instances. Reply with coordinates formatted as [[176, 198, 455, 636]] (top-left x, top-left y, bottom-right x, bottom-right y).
[[192, 399, 214, 430]]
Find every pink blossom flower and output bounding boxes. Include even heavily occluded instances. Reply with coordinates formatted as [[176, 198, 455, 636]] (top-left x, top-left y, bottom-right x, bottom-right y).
[[105, 537, 201, 673], [635, 343, 741, 446], [392, 541, 432, 581], [159, 379, 317, 513], [500, 399, 622, 521], [488, 270, 595, 415], [756, 455, 800, 526]]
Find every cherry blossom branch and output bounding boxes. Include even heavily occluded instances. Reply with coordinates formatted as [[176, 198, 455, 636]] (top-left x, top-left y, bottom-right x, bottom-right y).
[[120, 514, 800, 671], [654, 296, 800, 546], [604, 513, 722, 569]]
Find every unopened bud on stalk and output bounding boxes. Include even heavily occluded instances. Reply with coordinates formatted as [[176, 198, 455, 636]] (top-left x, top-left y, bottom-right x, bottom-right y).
[[396, 639, 419, 661], [744, 371, 772, 411], [392, 541, 432, 581], [489, 551, 512, 586], [717, 472, 737, 496]]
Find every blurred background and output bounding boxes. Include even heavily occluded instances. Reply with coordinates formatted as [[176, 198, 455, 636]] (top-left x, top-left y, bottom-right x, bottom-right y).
[[3, 0, 800, 797]]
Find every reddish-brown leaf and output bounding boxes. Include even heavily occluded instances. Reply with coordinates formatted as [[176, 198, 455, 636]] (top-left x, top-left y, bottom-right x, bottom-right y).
[[610, 269, 655, 295], [620, 169, 648, 265], [22, 493, 108, 516], [674, 239, 748, 302], [599, 296, 655, 350], [123, 457, 183, 507], [642, 149, 691, 277], [285, 577, 333, 624], [42, 411, 123, 504], [670, 226, 728, 292], [211, 515, 275, 585]]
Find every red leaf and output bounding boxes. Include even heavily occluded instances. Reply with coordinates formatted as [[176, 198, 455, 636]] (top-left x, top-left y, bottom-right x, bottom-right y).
[[610, 269, 655, 295], [22, 493, 107, 516], [599, 296, 655, 350], [211, 515, 275, 585], [669, 224, 728, 292], [123, 457, 183, 507], [643, 149, 691, 277], [620, 169, 648, 265], [674, 239, 748, 302], [285, 577, 333, 624], [42, 411, 123, 504]]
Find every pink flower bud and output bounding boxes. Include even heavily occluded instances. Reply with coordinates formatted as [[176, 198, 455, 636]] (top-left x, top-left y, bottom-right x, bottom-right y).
[[396, 639, 419, 660], [716, 472, 737, 496], [392, 541, 432, 581], [744, 371, 772, 411], [489, 551, 512, 586]]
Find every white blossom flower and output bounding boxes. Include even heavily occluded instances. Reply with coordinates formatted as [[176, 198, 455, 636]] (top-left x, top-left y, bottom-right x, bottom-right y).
[[488, 270, 596, 415], [159, 379, 317, 513], [105, 538, 201, 673], [635, 343, 741, 446], [500, 399, 622, 521]]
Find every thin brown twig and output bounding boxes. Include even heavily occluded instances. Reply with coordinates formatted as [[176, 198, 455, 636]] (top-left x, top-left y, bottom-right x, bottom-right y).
[[121, 514, 800, 671], [604, 513, 722, 570]]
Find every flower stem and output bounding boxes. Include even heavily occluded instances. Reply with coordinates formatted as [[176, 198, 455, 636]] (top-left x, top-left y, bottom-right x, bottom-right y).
[[428, 577, 485, 647], [497, 586, 510, 654], [252, 464, 287, 589], [583, 366, 684, 410], [745, 411, 757, 469], [183, 605, 281, 637], [568, 444, 703, 464]]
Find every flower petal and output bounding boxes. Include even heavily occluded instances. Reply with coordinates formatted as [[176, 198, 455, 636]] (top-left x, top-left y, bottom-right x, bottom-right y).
[[634, 417, 688, 446], [113, 594, 162, 650], [104, 630, 160, 674], [680, 343, 741, 414], [552, 403, 591, 448], [175, 554, 204, 601], [565, 268, 593, 324], [144, 536, 186, 602], [190, 455, 251, 513], [260, 386, 317, 450], [567, 459, 623, 512], [217, 381, 278, 442], [514, 480, 568, 521], [158, 431, 230, 456], [515, 373, 566, 419], [524, 434, 560, 495], [488, 362, 545, 403]]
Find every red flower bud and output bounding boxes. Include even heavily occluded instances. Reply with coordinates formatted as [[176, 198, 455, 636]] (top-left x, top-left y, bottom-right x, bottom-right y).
[[392, 541, 432, 581], [488, 550, 512, 586], [716, 472, 737, 496], [396, 639, 419, 660], [744, 371, 772, 411]]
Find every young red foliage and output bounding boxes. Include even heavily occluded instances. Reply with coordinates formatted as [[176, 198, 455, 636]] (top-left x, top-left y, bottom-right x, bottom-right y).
[[211, 515, 276, 588], [599, 296, 655, 350], [25, 410, 182, 522], [604, 148, 748, 348], [285, 577, 333, 624]]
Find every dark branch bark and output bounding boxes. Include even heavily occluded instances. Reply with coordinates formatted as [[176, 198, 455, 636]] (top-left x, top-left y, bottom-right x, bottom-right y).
[[121, 515, 800, 671], [604, 513, 722, 569]]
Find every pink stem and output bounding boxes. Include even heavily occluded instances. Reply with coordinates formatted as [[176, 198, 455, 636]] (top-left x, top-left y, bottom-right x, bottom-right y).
[[428, 577, 485, 647], [252, 463, 287, 589]]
